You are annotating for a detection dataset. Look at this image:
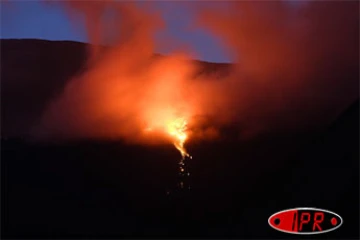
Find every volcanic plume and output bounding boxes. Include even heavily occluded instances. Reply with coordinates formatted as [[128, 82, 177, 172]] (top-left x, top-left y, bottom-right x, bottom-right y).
[[32, 1, 358, 144], [33, 1, 225, 145], [195, 1, 359, 135]]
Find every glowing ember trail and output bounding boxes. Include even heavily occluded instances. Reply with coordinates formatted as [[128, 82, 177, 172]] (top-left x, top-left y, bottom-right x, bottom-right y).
[[166, 117, 191, 160], [144, 115, 192, 191], [166, 117, 192, 191]]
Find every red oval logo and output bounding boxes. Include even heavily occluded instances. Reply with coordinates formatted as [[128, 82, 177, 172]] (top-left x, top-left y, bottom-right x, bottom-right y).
[[268, 207, 343, 235]]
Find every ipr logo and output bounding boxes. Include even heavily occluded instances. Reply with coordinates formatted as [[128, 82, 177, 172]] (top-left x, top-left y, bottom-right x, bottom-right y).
[[268, 207, 342, 235]]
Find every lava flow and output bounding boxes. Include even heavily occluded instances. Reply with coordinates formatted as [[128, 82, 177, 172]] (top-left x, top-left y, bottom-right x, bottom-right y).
[[166, 117, 192, 190], [166, 117, 192, 160], [145, 116, 192, 190]]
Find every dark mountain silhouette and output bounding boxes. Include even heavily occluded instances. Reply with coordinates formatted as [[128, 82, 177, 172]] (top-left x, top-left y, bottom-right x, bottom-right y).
[[1, 39, 358, 239], [0, 39, 231, 139]]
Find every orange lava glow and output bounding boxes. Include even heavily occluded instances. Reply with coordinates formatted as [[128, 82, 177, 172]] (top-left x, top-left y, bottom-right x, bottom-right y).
[[165, 117, 190, 159], [144, 116, 191, 158]]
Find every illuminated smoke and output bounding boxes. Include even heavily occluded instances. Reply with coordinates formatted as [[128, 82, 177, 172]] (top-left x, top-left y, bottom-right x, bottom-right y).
[[194, 1, 359, 136], [32, 1, 358, 143]]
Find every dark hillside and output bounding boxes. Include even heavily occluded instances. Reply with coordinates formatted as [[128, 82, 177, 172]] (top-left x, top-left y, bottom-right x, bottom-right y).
[[1, 39, 358, 239], [0, 39, 231, 138]]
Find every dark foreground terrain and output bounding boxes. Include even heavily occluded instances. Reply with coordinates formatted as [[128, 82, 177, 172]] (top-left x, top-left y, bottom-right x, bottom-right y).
[[1, 39, 359, 238]]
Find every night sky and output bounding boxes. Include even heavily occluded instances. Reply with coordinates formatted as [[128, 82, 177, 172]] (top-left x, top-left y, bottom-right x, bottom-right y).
[[1, 0, 232, 62], [0, 1, 304, 63]]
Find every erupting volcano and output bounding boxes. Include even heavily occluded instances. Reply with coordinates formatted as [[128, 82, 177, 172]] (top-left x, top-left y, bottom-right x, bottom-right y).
[[1, 0, 359, 238]]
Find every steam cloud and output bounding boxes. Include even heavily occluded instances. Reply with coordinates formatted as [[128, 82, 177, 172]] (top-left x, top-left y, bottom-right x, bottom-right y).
[[33, 1, 359, 143]]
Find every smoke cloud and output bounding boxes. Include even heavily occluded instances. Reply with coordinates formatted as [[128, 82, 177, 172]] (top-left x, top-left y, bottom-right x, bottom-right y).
[[33, 1, 359, 143], [195, 1, 359, 135]]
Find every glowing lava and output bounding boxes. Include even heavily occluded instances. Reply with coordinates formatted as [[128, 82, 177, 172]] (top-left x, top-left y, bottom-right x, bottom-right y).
[[144, 116, 192, 191], [166, 117, 191, 160], [166, 117, 192, 190]]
